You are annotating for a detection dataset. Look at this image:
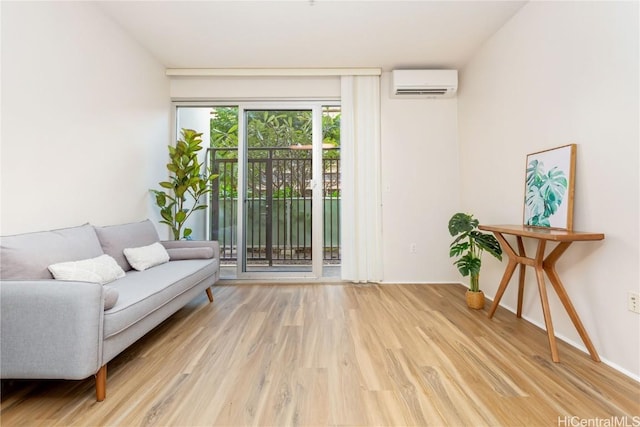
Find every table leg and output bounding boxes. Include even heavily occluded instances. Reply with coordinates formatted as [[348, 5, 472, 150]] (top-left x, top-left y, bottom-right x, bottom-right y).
[[487, 260, 518, 319], [544, 242, 601, 362], [488, 232, 518, 319], [533, 240, 560, 362], [516, 237, 526, 318]]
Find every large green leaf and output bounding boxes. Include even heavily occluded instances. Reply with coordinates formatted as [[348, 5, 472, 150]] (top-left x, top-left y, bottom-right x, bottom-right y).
[[160, 208, 173, 223], [176, 140, 188, 153], [188, 177, 201, 191], [175, 185, 187, 198], [448, 213, 478, 236], [154, 192, 166, 207], [449, 242, 469, 258], [470, 231, 502, 261], [450, 231, 469, 247], [454, 254, 481, 277]]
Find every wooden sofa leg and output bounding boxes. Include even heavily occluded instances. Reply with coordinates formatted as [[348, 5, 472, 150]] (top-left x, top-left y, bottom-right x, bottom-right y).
[[206, 287, 214, 303], [96, 364, 107, 401]]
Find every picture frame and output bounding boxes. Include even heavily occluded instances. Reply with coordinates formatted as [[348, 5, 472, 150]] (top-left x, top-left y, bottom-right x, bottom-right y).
[[523, 144, 576, 231]]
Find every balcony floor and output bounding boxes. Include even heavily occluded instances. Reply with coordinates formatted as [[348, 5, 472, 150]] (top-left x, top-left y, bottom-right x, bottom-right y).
[[219, 264, 341, 280]]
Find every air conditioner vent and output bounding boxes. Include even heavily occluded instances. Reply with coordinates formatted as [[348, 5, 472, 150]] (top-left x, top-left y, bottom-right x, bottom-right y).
[[396, 89, 449, 95], [392, 69, 458, 98]]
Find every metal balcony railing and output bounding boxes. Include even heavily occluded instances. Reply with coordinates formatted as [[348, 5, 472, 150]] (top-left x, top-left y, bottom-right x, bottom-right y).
[[208, 147, 340, 265]]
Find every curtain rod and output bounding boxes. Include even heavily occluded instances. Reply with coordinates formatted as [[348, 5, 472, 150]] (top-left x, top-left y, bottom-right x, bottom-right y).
[[166, 68, 382, 77]]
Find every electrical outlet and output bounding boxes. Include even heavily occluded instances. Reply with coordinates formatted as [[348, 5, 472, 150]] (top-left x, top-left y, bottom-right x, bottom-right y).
[[628, 292, 640, 314], [409, 243, 417, 254]]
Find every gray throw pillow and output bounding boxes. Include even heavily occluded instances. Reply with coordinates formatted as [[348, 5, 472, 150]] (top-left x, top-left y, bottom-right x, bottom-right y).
[[94, 220, 160, 271], [103, 286, 119, 310], [0, 224, 104, 280], [167, 247, 214, 260]]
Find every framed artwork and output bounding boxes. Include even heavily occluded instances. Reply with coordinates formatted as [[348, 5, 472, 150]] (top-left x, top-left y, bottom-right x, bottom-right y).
[[523, 144, 576, 230]]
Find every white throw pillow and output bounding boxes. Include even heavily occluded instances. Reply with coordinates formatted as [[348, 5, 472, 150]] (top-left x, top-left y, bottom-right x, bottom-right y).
[[123, 242, 170, 271], [48, 254, 126, 285]]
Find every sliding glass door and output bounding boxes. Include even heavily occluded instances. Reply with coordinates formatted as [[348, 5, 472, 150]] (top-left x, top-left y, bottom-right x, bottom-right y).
[[238, 104, 323, 278]]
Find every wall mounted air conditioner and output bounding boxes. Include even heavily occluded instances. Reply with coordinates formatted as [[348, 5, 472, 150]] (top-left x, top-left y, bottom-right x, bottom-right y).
[[391, 69, 458, 98]]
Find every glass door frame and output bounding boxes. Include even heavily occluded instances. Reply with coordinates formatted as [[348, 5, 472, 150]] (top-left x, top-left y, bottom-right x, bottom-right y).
[[237, 102, 324, 279]]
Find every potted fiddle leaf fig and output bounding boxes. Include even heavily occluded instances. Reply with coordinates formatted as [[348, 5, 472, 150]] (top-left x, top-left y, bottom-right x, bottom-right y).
[[448, 212, 503, 309], [151, 129, 218, 240]]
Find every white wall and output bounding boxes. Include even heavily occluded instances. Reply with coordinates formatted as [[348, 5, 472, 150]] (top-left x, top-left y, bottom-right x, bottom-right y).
[[170, 76, 340, 100], [380, 72, 460, 282], [458, 2, 639, 377], [1, 2, 170, 235]]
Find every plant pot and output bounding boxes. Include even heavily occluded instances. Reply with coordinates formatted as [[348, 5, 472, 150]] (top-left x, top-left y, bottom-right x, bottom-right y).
[[466, 290, 485, 310]]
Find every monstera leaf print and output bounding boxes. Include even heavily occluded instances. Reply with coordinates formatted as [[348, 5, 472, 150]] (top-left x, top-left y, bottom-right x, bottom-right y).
[[540, 168, 567, 215], [525, 160, 568, 227]]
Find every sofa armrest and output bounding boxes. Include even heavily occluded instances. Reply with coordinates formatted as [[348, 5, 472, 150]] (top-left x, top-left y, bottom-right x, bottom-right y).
[[0, 280, 104, 380], [160, 240, 220, 259]]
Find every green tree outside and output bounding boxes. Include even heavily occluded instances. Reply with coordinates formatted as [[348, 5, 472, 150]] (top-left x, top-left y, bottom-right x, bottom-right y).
[[210, 107, 341, 154]]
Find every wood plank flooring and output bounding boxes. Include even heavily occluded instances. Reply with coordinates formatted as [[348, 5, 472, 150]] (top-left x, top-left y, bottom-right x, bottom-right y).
[[1, 283, 639, 426]]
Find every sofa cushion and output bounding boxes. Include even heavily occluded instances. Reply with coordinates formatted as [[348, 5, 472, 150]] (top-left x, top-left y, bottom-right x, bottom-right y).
[[103, 258, 219, 338], [0, 224, 104, 280], [167, 247, 214, 260], [123, 242, 169, 271], [48, 254, 125, 285], [94, 220, 160, 272]]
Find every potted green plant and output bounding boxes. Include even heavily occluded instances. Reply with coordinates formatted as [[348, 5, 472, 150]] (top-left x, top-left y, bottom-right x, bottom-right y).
[[151, 129, 218, 240], [448, 212, 503, 309]]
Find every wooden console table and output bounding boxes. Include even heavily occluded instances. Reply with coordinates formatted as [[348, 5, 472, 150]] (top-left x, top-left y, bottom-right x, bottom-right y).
[[478, 224, 604, 363]]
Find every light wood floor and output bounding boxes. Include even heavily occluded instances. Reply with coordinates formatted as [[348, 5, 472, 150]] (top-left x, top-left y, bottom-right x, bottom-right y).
[[1, 283, 639, 426]]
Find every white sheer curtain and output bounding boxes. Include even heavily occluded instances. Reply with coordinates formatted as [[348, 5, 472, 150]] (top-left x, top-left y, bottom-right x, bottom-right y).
[[340, 75, 383, 283]]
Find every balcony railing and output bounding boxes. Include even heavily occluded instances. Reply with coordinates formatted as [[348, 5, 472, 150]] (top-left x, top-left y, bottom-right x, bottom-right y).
[[208, 147, 340, 265]]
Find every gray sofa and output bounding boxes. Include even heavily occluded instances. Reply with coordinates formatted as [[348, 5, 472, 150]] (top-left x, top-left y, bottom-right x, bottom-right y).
[[0, 220, 219, 401]]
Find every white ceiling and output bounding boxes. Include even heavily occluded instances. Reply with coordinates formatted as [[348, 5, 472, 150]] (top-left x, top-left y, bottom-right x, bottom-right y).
[[97, 1, 527, 71]]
